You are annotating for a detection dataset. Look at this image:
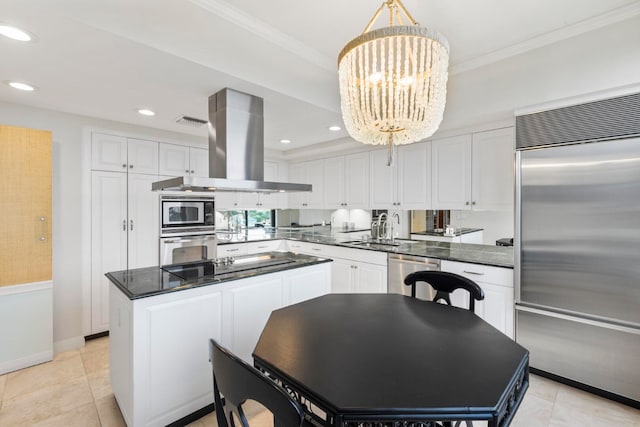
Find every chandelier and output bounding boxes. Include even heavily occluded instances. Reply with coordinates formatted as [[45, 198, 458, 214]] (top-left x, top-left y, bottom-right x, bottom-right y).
[[338, 0, 449, 164]]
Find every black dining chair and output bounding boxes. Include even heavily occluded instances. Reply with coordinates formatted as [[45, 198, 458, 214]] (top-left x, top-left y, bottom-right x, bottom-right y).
[[209, 339, 308, 427], [404, 271, 484, 427], [404, 270, 485, 312]]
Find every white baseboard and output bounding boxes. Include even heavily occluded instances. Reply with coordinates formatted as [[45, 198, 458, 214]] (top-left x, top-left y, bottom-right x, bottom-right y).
[[54, 336, 86, 354], [0, 350, 53, 375]]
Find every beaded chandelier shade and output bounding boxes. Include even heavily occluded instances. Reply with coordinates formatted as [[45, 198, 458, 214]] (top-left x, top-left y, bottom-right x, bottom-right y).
[[338, 0, 449, 163]]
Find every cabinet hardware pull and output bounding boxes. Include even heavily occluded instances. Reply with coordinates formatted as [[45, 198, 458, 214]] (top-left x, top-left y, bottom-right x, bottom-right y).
[[122, 220, 126, 231], [190, 170, 194, 174], [40, 236, 46, 241], [130, 220, 134, 231], [40, 216, 46, 222], [463, 270, 484, 276], [472, 201, 476, 205], [129, 164, 134, 169], [228, 248, 239, 252], [185, 169, 189, 173], [465, 201, 470, 205], [258, 245, 267, 248], [122, 164, 127, 168], [312, 248, 321, 251]]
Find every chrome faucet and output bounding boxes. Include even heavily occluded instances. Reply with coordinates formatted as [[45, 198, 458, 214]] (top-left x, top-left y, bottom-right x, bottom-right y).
[[376, 213, 388, 241], [390, 212, 400, 242]]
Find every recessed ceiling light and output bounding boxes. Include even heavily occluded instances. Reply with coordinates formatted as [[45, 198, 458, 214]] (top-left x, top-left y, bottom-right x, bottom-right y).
[[0, 24, 33, 42], [138, 109, 155, 116], [4, 81, 37, 91], [329, 126, 342, 131], [280, 139, 291, 144]]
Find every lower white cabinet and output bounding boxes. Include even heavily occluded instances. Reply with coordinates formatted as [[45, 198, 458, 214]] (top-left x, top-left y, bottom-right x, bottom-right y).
[[247, 240, 283, 254], [110, 262, 331, 427], [286, 242, 387, 294], [440, 260, 514, 338]]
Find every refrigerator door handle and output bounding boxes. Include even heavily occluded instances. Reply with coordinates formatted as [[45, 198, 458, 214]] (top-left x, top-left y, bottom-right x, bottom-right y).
[[514, 150, 522, 303]]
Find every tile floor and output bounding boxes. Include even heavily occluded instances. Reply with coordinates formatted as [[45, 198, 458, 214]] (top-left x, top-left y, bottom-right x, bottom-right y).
[[1, 336, 639, 426]]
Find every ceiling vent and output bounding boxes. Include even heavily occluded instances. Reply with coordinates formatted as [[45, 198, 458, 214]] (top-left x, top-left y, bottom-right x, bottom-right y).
[[175, 115, 208, 128]]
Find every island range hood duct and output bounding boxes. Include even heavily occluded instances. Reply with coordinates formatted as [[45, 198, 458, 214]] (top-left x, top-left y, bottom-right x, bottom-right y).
[[152, 88, 311, 193]]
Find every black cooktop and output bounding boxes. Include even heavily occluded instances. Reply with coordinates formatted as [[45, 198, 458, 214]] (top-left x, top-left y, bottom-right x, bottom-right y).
[[162, 261, 216, 281]]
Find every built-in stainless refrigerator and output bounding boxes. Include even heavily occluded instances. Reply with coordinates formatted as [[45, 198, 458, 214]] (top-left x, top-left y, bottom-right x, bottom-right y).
[[515, 92, 640, 406]]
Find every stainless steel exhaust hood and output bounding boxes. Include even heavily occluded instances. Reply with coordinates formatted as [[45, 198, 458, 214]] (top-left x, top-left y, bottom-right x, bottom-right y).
[[152, 88, 311, 193]]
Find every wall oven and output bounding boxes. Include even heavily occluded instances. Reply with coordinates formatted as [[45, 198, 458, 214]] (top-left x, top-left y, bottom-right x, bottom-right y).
[[160, 234, 217, 266], [160, 195, 215, 237], [159, 195, 216, 265]]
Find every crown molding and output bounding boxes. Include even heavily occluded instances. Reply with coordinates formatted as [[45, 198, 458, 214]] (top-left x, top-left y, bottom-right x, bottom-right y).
[[451, 2, 640, 76], [189, 0, 335, 72]]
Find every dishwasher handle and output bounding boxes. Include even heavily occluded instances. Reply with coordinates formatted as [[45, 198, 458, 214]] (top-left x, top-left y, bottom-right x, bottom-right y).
[[389, 256, 440, 269]]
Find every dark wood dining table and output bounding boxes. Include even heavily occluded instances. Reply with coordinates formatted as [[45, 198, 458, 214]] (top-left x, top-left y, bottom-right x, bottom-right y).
[[253, 294, 529, 427]]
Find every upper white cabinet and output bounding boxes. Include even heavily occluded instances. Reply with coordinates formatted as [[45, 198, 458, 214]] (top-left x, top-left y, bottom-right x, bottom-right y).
[[92, 133, 158, 175], [370, 142, 431, 209], [431, 134, 472, 210], [432, 128, 514, 210], [325, 152, 370, 210], [471, 128, 514, 211], [159, 143, 208, 177], [288, 160, 324, 209], [189, 147, 209, 177], [398, 142, 432, 210], [236, 160, 288, 209]]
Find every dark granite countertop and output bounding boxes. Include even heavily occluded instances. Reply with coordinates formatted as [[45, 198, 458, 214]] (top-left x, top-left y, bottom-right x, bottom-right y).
[[107, 252, 332, 300], [217, 230, 514, 268]]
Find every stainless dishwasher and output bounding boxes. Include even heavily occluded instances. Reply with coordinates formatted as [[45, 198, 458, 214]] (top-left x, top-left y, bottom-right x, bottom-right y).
[[388, 254, 440, 300]]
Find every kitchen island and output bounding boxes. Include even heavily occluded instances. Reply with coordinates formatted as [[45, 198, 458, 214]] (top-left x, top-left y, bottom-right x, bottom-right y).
[[106, 252, 331, 427]]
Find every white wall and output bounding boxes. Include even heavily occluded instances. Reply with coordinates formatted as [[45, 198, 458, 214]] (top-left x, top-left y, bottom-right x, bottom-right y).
[[439, 15, 640, 133], [0, 100, 204, 351]]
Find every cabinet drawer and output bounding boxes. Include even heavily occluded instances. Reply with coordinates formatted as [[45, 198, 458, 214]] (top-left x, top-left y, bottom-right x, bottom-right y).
[[247, 240, 282, 254], [441, 260, 513, 287], [217, 243, 248, 257]]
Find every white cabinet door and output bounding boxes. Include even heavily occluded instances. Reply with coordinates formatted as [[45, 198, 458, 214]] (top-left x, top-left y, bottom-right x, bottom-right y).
[[138, 288, 223, 426], [331, 259, 353, 293], [471, 128, 514, 211], [432, 134, 472, 210], [91, 171, 128, 334], [127, 138, 158, 175], [370, 149, 397, 209], [226, 278, 283, 363], [398, 142, 431, 209], [475, 283, 514, 338], [214, 192, 239, 209], [288, 160, 324, 209], [284, 266, 331, 306], [440, 260, 514, 338], [127, 174, 159, 269], [306, 159, 325, 209], [262, 161, 287, 208], [159, 143, 190, 176], [353, 262, 387, 293], [189, 147, 209, 177], [288, 162, 306, 208], [345, 152, 370, 209], [92, 133, 128, 172], [325, 156, 345, 209]]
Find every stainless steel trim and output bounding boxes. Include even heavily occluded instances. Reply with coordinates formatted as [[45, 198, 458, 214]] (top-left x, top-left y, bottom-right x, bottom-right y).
[[152, 175, 311, 193], [514, 151, 522, 303]]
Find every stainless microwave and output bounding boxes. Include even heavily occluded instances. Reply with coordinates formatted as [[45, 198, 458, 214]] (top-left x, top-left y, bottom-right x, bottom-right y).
[[160, 195, 215, 237]]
